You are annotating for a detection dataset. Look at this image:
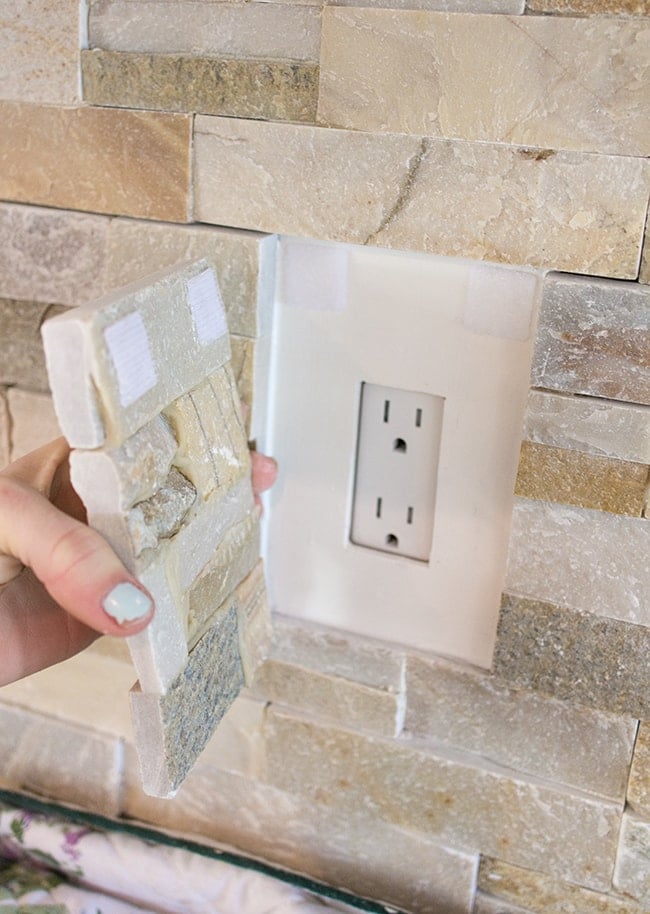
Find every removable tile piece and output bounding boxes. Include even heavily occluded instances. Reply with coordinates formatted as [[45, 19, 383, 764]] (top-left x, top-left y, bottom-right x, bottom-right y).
[[43, 261, 267, 797]]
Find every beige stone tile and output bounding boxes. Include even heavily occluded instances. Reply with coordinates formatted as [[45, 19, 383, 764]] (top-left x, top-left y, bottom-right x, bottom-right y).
[[0, 0, 81, 104], [514, 441, 648, 515], [334, 0, 525, 9], [106, 219, 276, 339], [532, 273, 650, 404], [318, 11, 649, 156], [82, 50, 319, 123], [263, 708, 621, 890], [0, 300, 67, 392], [193, 117, 650, 277], [0, 204, 110, 307], [640, 212, 649, 284], [628, 722, 650, 817], [235, 561, 272, 686], [613, 813, 650, 907], [494, 594, 650, 718], [7, 388, 61, 460], [474, 895, 532, 914], [505, 498, 650, 627], [523, 390, 650, 464], [0, 389, 9, 469], [230, 332, 273, 441], [406, 654, 636, 802], [123, 761, 477, 914], [478, 857, 642, 914], [527, 0, 648, 13], [0, 703, 122, 816], [89, 0, 322, 62], [0, 102, 191, 222]]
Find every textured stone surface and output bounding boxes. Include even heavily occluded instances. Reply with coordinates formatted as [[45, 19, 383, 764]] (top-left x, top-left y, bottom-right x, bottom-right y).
[[494, 594, 650, 718], [43, 261, 232, 448], [0, 300, 66, 391], [234, 560, 273, 685], [527, 0, 648, 13], [523, 390, 650, 463], [89, 0, 322, 61], [506, 498, 649, 626], [126, 467, 197, 557], [613, 814, 650, 906], [478, 857, 642, 914], [532, 274, 650, 404], [82, 50, 319, 123], [406, 655, 635, 801], [641, 213, 650, 284], [194, 117, 650, 277], [130, 600, 244, 797], [318, 10, 649, 156], [474, 895, 531, 914], [628, 723, 650, 817], [0, 0, 81, 104], [0, 204, 110, 307], [105, 219, 276, 340], [0, 103, 191, 221], [264, 709, 621, 890], [514, 441, 648, 515], [334, 0, 525, 8], [0, 704, 122, 816], [7, 389, 61, 460], [0, 390, 9, 469]]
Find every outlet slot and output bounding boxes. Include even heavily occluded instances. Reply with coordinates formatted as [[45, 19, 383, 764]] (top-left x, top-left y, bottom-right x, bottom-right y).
[[350, 382, 444, 562]]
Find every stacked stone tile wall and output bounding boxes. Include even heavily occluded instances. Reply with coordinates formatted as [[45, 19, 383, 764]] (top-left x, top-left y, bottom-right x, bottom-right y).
[[0, 1, 648, 912]]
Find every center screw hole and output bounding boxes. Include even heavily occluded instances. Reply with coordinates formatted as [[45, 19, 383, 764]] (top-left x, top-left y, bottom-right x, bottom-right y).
[[393, 438, 407, 453], [386, 533, 399, 547]]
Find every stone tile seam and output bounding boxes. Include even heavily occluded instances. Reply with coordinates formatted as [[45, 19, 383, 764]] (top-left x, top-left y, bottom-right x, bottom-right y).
[[529, 383, 650, 413], [623, 720, 643, 806], [0, 698, 128, 745], [500, 585, 650, 632]]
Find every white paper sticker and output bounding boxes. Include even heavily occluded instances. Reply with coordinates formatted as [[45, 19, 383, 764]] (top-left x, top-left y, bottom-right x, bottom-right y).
[[104, 312, 157, 407], [187, 269, 228, 345]]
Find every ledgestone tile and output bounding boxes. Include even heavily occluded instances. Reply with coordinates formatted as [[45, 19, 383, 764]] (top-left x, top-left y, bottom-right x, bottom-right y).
[[494, 594, 650, 718], [505, 498, 650, 627], [7, 389, 61, 460], [406, 654, 636, 802], [0, 204, 110, 307], [640, 213, 649, 284], [0, 102, 191, 222], [628, 722, 650, 817], [0, 390, 9, 468], [263, 708, 622, 891], [89, 0, 322, 62], [0, 0, 81, 105], [522, 390, 650, 464], [106, 219, 276, 340], [532, 273, 650, 405], [318, 10, 649, 156], [474, 895, 532, 914], [82, 50, 319, 123], [0, 300, 67, 391], [527, 0, 648, 13], [514, 441, 648, 515], [194, 117, 650, 277], [613, 813, 650, 907]]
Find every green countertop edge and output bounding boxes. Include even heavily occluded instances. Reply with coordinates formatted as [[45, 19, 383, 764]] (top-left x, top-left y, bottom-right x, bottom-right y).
[[0, 788, 402, 914]]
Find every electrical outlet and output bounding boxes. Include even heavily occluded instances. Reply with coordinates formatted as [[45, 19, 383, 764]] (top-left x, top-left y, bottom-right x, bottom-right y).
[[350, 383, 443, 561]]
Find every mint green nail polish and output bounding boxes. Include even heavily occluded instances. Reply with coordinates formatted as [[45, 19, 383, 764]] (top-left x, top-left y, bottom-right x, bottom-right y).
[[102, 582, 152, 624]]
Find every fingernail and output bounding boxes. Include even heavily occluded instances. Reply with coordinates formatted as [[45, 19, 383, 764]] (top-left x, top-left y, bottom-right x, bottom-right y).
[[102, 582, 153, 625]]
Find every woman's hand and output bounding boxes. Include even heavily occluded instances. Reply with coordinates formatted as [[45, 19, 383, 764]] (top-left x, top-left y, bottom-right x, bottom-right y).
[[0, 439, 277, 686]]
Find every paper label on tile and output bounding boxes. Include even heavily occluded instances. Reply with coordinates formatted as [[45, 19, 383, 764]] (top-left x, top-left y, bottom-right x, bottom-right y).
[[187, 269, 228, 345], [104, 312, 157, 407]]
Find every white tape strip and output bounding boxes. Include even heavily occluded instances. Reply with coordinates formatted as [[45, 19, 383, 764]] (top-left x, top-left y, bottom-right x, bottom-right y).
[[187, 269, 228, 345], [104, 312, 157, 407]]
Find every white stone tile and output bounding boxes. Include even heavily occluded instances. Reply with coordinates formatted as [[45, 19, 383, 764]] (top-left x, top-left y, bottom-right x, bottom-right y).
[[523, 390, 650, 464], [505, 498, 650, 627]]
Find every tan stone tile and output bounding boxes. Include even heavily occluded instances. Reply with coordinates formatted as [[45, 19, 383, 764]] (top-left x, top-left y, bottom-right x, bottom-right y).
[[613, 813, 650, 907], [194, 117, 650, 277], [515, 441, 648, 515], [0, 0, 81, 104], [0, 388, 9, 469], [7, 389, 61, 460], [0, 300, 67, 392], [89, 0, 321, 61], [527, 0, 648, 13], [478, 857, 641, 914], [505, 498, 650, 627], [318, 10, 649, 156], [263, 708, 621, 890], [82, 50, 319, 123], [628, 722, 650, 817], [123, 761, 477, 914], [523, 390, 650, 464], [494, 594, 650, 718], [406, 654, 636, 802], [0, 204, 110, 307], [234, 561, 272, 686], [640, 212, 649, 284], [106, 219, 276, 339], [0, 704, 122, 816], [532, 273, 650, 404], [0, 102, 191, 221], [474, 895, 532, 914]]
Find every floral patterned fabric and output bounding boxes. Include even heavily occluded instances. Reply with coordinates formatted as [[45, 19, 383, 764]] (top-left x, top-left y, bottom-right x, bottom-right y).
[[0, 805, 361, 914]]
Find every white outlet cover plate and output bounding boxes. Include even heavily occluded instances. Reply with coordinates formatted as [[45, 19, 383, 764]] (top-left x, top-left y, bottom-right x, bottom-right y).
[[262, 238, 541, 668]]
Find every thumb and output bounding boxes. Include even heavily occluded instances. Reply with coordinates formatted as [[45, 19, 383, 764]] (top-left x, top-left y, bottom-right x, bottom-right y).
[[0, 476, 154, 636]]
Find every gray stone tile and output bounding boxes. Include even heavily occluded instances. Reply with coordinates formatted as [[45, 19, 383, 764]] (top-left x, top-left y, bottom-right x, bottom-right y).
[[628, 722, 650, 817], [0, 300, 67, 391], [613, 813, 650, 907]]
